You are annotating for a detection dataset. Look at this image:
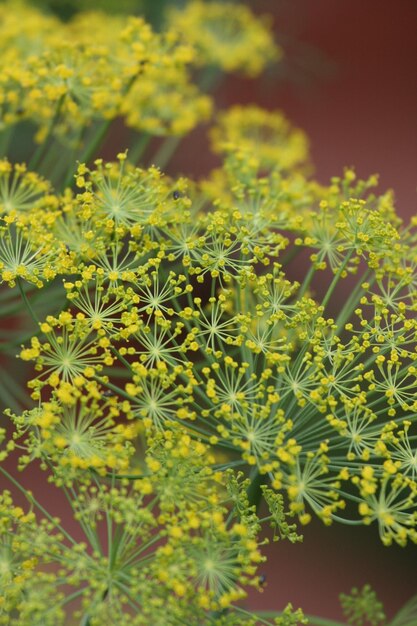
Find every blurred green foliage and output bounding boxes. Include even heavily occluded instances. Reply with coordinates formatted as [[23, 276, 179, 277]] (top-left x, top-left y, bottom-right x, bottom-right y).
[[22, 0, 183, 26], [14, 0, 243, 28]]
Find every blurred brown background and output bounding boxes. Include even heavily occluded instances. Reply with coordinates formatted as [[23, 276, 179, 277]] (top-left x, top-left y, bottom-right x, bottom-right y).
[[176, 0, 417, 218]]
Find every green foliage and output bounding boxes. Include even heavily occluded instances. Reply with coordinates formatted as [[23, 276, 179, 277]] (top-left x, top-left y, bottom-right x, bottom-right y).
[[274, 604, 308, 625], [389, 595, 417, 626], [261, 486, 303, 543], [340, 585, 386, 626]]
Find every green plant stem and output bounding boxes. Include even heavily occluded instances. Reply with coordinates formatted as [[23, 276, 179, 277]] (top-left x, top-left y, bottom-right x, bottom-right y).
[[0, 126, 13, 157], [246, 467, 268, 510], [105, 473, 115, 569], [389, 594, 417, 626], [329, 514, 364, 525], [101, 470, 149, 480], [50, 126, 86, 188], [304, 616, 346, 626], [0, 465, 77, 546], [280, 242, 303, 266], [39, 137, 66, 176], [110, 345, 135, 373], [297, 263, 316, 299], [63, 119, 112, 188], [129, 132, 151, 164], [53, 588, 86, 611], [29, 95, 65, 171], [92, 376, 134, 402], [150, 65, 221, 200], [17, 277, 39, 326], [63, 481, 102, 555], [321, 250, 354, 310], [334, 268, 373, 329], [150, 63, 223, 170], [152, 135, 182, 170], [63, 66, 145, 187]]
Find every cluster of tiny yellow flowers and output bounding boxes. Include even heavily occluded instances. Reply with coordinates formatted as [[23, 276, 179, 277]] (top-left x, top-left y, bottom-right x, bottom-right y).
[[0, 1, 211, 145], [0, 490, 68, 625], [0, 1, 415, 624], [210, 105, 310, 172], [167, 1, 280, 77], [11, 151, 417, 548], [1, 430, 282, 625], [2, 150, 417, 620]]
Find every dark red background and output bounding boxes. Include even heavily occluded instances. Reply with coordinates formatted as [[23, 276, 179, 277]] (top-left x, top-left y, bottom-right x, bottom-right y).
[[175, 0, 417, 219]]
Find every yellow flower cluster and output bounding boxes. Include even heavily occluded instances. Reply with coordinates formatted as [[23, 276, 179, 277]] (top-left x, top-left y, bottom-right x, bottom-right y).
[[0, 2, 211, 142], [10, 389, 138, 482], [0, 490, 67, 625], [3, 150, 415, 550], [168, 1, 281, 76], [210, 105, 310, 172], [0, 430, 270, 624]]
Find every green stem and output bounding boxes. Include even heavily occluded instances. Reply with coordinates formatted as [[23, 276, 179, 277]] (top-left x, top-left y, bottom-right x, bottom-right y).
[[0, 465, 77, 546], [305, 616, 346, 626], [0, 126, 13, 158], [334, 268, 373, 329], [110, 345, 135, 373], [80, 613, 92, 626], [297, 263, 316, 299], [321, 250, 354, 310], [64, 119, 112, 188], [279, 242, 303, 267], [63, 68, 143, 187], [129, 132, 151, 165], [17, 277, 39, 326], [29, 95, 65, 171], [246, 467, 268, 510], [389, 594, 417, 626], [53, 588, 86, 611], [121, 531, 162, 569], [64, 481, 102, 554], [52, 126, 86, 189], [105, 473, 114, 568], [152, 135, 182, 170], [92, 376, 135, 403], [329, 514, 364, 526]]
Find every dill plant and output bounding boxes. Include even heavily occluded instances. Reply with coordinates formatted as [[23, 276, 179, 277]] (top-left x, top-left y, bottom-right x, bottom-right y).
[[0, 1, 416, 624]]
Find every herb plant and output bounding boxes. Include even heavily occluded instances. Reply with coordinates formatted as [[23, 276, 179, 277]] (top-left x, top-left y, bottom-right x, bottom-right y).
[[0, 2, 415, 624]]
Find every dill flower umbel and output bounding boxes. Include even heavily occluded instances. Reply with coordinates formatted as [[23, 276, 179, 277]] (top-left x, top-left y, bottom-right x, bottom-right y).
[[0, 3, 211, 149], [210, 105, 310, 172], [13, 151, 417, 549], [10, 388, 137, 482], [168, 1, 281, 77]]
